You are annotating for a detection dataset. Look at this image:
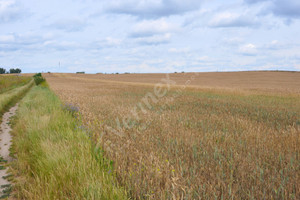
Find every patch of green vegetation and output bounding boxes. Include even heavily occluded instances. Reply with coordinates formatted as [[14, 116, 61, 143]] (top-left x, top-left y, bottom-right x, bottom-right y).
[[2, 174, 13, 180], [11, 86, 128, 199], [0, 184, 12, 199], [0, 76, 32, 94], [33, 73, 46, 85], [0, 81, 33, 117]]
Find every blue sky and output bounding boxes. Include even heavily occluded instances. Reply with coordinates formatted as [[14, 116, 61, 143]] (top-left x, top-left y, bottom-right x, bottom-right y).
[[0, 0, 300, 73]]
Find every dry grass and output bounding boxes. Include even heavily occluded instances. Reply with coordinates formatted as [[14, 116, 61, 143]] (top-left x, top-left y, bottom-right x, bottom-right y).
[[45, 72, 300, 199], [0, 75, 32, 94]]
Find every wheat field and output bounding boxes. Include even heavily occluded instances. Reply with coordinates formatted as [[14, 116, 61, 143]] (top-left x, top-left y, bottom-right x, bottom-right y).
[[44, 72, 300, 199], [50, 71, 300, 93]]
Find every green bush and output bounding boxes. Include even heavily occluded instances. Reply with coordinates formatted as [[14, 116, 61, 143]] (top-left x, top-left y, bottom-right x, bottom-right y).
[[33, 73, 42, 78], [33, 73, 45, 85]]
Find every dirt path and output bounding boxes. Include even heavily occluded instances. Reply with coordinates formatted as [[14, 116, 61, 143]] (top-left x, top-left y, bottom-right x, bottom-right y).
[[0, 104, 18, 197]]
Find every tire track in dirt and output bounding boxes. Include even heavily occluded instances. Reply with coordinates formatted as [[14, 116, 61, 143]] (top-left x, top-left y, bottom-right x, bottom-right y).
[[0, 104, 18, 198]]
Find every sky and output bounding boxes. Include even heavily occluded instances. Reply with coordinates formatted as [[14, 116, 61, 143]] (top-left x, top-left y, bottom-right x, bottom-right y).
[[0, 0, 300, 73]]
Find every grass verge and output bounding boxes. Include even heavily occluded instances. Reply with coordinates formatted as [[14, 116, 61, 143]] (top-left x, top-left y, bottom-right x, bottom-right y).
[[0, 81, 33, 116], [10, 85, 128, 200], [0, 76, 32, 94]]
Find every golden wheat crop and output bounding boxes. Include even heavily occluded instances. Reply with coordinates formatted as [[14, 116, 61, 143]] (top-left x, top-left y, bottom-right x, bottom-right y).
[[51, 71, 300, 94], [45, 72, 300, 199]]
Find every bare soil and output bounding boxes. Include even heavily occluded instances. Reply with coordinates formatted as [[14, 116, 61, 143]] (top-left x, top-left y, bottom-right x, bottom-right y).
[[0, 104, 18, 196]]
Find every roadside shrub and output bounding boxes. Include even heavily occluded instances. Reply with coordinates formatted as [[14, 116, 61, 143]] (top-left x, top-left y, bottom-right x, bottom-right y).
[[33, 73, 42, 78], [33, 73, 45, 85]]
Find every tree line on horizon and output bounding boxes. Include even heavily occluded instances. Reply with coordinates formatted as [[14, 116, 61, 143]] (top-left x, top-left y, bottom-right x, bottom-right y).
[[0, 67, 22, 74]]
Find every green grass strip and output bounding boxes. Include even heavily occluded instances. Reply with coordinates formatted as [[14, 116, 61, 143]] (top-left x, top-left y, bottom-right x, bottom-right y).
[[0, 80, 33, 115], [0, 76, 32, 94], [11, 86, 128, 200]]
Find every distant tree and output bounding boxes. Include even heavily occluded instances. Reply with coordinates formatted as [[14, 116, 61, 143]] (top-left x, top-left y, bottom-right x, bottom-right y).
[[0, 68, 6, 74], [15, 68, 21, 73], [9, 68, 22, 74]]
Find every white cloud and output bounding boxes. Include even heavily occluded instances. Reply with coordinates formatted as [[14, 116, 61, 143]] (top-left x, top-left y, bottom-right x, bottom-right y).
[[245, 0, 300, 20], [239, 43, 258, 56], [0, 32, 57, 52], [223, 37, 244, 46], [105, 37, 122, 46], [261, 40, 293, 51], [0, 0, 300, 73], [136, 33, 171, 45], [0, 34, 14, 43], [182, 8, 209, 27], [106, 0, 203, 18], [130, 19, 178, 38], [271, 0, 300, 18], [48, 18, 87, 32], [266, 40, 280, 49], [92, 37, 123, 49], [0, 0, 14, 10], [0, 0, 23, 23], [209, 12, 259, 28], [130, 19, 176, 45], [196, 56, 208, 61], [43, 40, 79, 51], [168, 47, 190, 53]]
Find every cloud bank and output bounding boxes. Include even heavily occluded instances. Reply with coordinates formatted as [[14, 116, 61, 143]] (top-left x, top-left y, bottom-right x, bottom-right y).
[[0, 0, 299, 73]]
